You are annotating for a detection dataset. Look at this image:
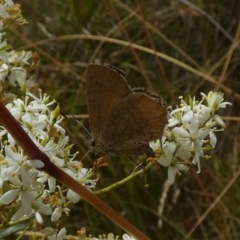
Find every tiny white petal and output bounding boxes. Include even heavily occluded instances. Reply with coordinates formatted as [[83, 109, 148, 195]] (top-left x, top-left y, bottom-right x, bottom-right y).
[[21, 167, 32, 186], [0, 189, 19, 204], [41, 227, 55, 235], [172, 127, 189, 138], [168, 118, 179, 127], [35, 212, 43, 224], [57, 228, 67, 240], [193, 141, 203, 156], [48, 177, 56, 192], [122, 234, 136, 240], [26, 159, 45, 168], [37, 201, 52, 215], [176, 141, 191, 159], [209, 131, 217, 147], [8, 176, 22, 186], [219, 101, 232, 108], [67, 189, 80, 203], [79, 168, 89, 178], [158, 156, 170, 166], [51, 207, 62, 222], [21, 191, 32, 215], [168, 167, 175, 184], [11, 207, 25, 221], [168, 142, 176, 153], [189, 115, 199, 134], [213, 114, 226, 128], [198, 129, 210, 139], [192, 154, 201, 173], [182, 110, 193, 123]]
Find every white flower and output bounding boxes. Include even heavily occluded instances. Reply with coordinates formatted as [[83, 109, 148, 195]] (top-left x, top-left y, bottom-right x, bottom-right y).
[[157, 142, 188, 184], [8, 67, 27, 86], [168, 117, 179, 127], [50, 186, 70, 222], [0, 4, 9, 20], [158, 142, 177, 184], [201, 91, 232, 111], [0, 63, 9, 81], [21, 112, 48, 139], [196, 104, 212, 125], [8, 50, 32, 65], [162, 91, 232, 178], [65, 167, 95, 203], [42, 227, 67, 240], [158, 142, 176, 167], [149, 139, 161, 152], [6, 98, 28, 119], [0, 167, 44, 220], [4, 0, 14, 7], [172, 115, 205, 172], [51, 207, 66, 222], [1, 146, 28, 180], [168, 109, 183, 127], [149, 137, 167, 154], [37, 169, 57, 193], [122, 234, 136, 240], [0, 41, 10, 60]]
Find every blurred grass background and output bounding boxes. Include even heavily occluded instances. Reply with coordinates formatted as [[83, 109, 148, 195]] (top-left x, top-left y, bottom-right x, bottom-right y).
[[9, 0, 240, 239]]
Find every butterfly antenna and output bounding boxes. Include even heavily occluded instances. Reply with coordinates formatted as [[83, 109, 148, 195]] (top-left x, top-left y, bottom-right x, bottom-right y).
[[60, 112, 68, 119], [72, 116, 91, 137], [61, 112, 91, 137], [79, 149, 92, 162]]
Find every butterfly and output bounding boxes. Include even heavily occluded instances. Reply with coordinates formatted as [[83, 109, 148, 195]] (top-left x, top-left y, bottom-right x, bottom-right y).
[[85, 63, 168, 157]]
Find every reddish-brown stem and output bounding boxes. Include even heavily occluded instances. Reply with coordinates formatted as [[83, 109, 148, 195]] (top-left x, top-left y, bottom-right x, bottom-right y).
[[0, 101, 149, 240]]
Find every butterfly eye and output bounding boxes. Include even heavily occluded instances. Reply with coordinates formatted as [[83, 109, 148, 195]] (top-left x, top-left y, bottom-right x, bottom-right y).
[[90, 139, 95, 147]]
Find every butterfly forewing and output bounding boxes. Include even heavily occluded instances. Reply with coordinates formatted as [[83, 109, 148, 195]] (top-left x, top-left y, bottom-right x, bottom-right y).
[[85, 64, 131, 143]]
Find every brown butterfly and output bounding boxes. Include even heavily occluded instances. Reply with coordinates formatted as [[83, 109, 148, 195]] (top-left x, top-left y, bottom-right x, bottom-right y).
[[85, 64, 168, 157]]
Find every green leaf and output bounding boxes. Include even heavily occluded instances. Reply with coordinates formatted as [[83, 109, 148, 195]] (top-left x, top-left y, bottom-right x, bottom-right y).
[[0, 221, 30, 238]]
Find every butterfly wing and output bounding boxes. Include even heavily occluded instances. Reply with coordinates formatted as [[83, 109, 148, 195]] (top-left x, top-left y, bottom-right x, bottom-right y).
[[85, 64, 132, 143], [100, 90, 168, 156]]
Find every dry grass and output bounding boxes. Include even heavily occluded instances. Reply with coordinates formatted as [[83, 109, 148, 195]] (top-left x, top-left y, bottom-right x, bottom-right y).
[[10, 0, 240, 239]]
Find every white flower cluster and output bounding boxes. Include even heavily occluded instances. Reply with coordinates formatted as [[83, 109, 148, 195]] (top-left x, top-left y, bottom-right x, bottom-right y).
[[41, 227, 135, 240], [0, 91, 96, 225], [0, 0, 27, 29], [0, 35, 35, 99], [0, 0, 35, 101], [151, 91, 232, 184]]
